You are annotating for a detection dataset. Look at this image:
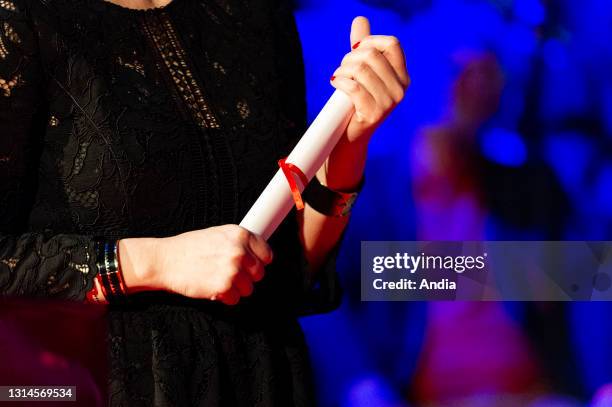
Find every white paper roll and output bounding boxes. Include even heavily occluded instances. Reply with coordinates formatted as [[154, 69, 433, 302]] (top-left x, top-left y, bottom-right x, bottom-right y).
[[239, 90, 355, 240]]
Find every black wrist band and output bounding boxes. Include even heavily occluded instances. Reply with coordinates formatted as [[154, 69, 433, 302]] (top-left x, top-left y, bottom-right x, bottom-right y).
[[302, 175, 364, 217]]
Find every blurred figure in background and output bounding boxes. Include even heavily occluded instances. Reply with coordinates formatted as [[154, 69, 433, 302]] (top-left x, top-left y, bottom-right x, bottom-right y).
[[410, 50, 502, 241], [409, 51, 545, 407]]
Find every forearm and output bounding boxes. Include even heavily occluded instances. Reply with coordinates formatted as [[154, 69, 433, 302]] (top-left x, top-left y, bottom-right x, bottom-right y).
[[298, 137, 367, 271], [117, 237, 161, 294]]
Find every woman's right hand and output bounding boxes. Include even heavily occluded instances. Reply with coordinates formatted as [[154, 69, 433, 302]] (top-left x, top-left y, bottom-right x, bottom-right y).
[[118, 225, 273, 305]]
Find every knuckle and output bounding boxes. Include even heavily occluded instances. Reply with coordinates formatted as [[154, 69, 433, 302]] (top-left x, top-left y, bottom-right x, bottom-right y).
[[224, 267, 240, 289], [380, 94, 394, 111], [228, 246, 246, 263], [228, 265, 242, 280], [392, 87, 404, 104], [223, 256, 240, 272], [233, 227, 250, 242], [388, 35, 401, 47], [364, 48, 379, 59], [356, 62, 369, 74], [346, 80, 360, 93], [221, 224, 240, 236], [342, 52, 353, 65], [215, 278, 233, 295]]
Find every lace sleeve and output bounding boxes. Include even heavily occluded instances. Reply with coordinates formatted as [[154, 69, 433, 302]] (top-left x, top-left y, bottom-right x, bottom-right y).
[[0, 0, 99, 301]]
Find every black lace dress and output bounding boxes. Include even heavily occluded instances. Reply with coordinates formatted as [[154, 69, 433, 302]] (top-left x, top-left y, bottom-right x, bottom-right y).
[[0, 0, 341, 404]]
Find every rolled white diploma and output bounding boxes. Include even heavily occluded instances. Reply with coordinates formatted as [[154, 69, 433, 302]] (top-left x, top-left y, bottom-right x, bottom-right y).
[[239, 90, 355, 240]]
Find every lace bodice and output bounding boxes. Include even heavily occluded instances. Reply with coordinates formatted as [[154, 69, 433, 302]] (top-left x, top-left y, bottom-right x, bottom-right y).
[[1, 0, 341, 404], [0, 0, 340, 310]]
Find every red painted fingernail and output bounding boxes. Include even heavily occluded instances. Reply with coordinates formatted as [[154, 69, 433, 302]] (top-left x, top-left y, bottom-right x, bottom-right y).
[[330, 75, 336, 81], [352, 41, 361, 49]]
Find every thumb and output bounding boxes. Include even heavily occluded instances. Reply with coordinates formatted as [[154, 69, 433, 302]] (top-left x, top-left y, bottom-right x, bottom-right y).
[[350, 16, 371, 48]]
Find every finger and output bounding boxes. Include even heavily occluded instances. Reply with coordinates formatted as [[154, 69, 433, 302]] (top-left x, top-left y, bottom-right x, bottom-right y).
[[333, 63, 393, 111], [240, 250, 265, 282], [350, 16, 371, 49], [217, 287, 241, 306], [356, 35, 410, 88], [340, 49, 405, 103], [330, 76, 378, 124], [246, 232, 273, 265], [233, 272, 254, 297]]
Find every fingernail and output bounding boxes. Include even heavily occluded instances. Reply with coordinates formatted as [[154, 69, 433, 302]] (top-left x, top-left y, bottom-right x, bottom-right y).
[[352, 41, 361, 49], [330, 75, 336, 81]]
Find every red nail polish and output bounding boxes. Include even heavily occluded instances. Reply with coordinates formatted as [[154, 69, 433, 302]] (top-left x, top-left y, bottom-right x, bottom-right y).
[[352, 41, 361, 49], [331, 75, 336, 81]]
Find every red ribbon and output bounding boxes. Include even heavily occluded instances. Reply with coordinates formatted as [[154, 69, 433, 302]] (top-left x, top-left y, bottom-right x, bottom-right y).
[[278, 157, 309, 210]]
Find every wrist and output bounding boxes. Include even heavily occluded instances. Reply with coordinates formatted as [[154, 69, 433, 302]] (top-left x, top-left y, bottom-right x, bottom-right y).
[[118, 238, 163, 293], [321, 137, 367, 191]]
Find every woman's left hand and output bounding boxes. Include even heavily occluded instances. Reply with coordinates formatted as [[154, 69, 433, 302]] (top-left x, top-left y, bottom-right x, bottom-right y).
[[300, 17, 409, 270], [331, 16, 410, 145], [319, 16, 409, 191]]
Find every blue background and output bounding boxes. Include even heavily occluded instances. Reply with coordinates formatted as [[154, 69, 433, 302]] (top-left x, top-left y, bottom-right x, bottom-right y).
[[293, 0, 612, 406]]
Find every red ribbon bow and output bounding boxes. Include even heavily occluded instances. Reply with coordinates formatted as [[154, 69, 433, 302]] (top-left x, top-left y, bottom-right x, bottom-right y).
[[278, 157, 309, 210]]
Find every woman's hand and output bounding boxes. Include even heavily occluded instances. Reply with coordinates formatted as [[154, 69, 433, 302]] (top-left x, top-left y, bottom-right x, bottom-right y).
[[320, 16, 410, 191], [118, 225, 273, 306], [300, 17, 410, 270], [331, 16, 410, 144]]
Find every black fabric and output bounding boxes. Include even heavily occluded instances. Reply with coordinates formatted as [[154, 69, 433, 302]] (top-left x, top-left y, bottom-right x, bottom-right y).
[[0, 0, 342, 404]]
